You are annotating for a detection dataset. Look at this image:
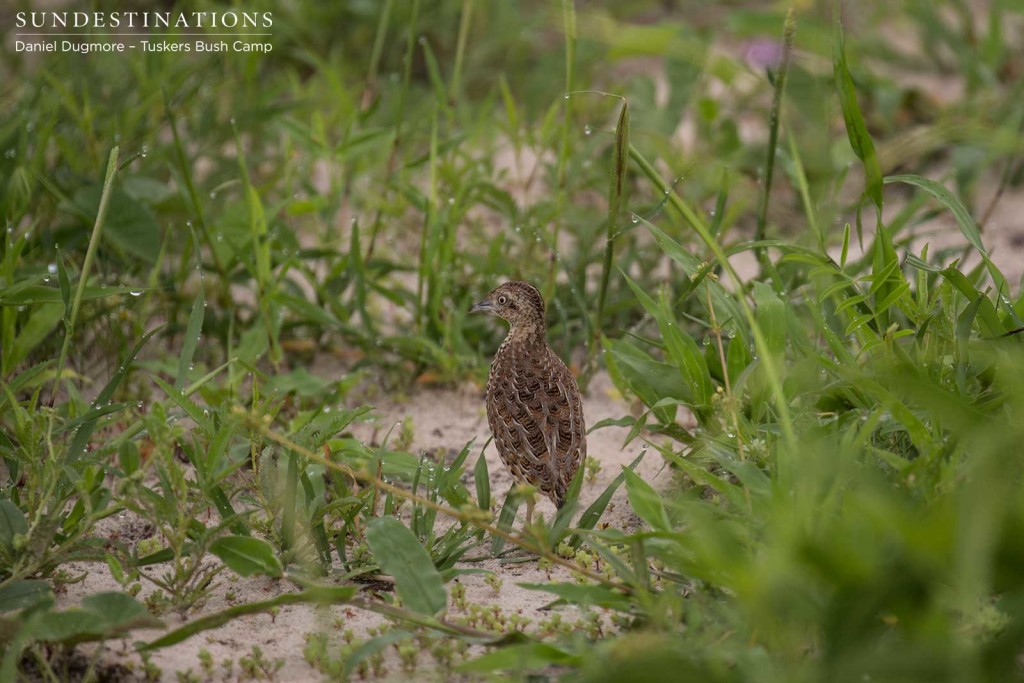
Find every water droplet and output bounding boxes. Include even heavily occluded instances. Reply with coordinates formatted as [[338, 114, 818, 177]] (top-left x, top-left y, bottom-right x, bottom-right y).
[[42, 276, 50, 283], [47, 263, 57, 274], [4, 149, 15, 159], [230, 117, 237, 125], [140, 145, 149, 158], [210, 191, 218, 199], [129, 290, 143, 297], [583, 125, 592, 136], [630, 214, 639, 224]]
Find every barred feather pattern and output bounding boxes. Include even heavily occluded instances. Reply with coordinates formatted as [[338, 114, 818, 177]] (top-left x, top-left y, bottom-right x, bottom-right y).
[[480, 283, 586, 508]]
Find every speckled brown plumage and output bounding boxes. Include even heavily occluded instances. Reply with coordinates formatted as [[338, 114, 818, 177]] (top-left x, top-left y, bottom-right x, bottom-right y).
[[470, 281, 586, 509]]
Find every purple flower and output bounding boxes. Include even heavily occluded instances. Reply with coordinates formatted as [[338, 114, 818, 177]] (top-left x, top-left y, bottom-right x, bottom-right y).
[[745, 38, 784, 70]]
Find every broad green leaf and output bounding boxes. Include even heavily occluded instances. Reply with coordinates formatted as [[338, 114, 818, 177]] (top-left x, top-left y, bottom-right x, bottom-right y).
[[460, 641, 580, 673], [725, 335, 752, 386], [0, 580, 52, 613], [80, 592, 154, 626], [940, 268, 1003, 337], [0, 500, 28, 553], [365, 516, 446, 616], [210, 536, 283, 578], [603, 337, 692, 410], [753, 282, 787, 355], [70, 186, 161, 263], [658, 290, 712, 408], [7, 303, 62, 371], [519, 582, 633, 611], [624, 468, 671, 532], [266, 368, 334, 397], [30, 593, 160, 645]]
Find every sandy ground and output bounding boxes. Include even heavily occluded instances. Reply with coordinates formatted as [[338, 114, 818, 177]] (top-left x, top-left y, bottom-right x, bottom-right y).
[[53, 371, 668, 681], [26, 4, 1024, 678]]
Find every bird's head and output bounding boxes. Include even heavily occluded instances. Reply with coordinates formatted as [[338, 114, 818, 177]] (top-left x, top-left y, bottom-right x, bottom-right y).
[[470, 281, 546, 330]]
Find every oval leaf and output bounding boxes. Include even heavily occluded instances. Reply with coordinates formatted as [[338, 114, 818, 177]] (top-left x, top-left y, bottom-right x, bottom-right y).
[[365, 516, 446, 616], [210, 536, 283, 578]]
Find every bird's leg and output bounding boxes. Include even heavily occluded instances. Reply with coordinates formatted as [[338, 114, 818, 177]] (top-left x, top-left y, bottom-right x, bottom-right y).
[[525, 497, 535, 528]]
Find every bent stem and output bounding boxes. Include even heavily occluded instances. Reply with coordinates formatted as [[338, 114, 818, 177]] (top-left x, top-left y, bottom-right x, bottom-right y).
[[246, 411, 628, 591]]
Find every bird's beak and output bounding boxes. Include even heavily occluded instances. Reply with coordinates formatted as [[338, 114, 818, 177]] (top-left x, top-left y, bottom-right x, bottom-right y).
[[469, 299, 493, 314]]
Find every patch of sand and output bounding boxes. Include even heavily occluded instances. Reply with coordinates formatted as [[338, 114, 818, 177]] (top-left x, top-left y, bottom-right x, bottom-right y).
[[55, 371, 665, 681]]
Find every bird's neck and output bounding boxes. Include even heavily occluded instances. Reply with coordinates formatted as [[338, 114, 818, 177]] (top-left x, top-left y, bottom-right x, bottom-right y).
[[504, 322, 546, 348]]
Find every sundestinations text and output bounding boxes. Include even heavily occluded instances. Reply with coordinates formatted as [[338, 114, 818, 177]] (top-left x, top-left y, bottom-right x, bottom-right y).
[[15, 11, 273, 29]]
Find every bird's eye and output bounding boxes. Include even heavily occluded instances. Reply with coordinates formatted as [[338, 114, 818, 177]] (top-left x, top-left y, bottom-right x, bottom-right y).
[[498, 295, 508, 305]]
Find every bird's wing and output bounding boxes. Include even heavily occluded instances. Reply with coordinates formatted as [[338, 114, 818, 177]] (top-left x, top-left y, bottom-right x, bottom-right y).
[[490, 347, 585, 482]]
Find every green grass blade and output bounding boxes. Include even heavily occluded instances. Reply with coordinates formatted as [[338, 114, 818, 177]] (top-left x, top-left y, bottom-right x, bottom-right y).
[[884, 173, 1008, 294], [755, 8, 795, 276], [570, 452, 645, 549], [67, 325, 161, 459], [474, 450, 491, 512], [833, 14, 883, 213], [175, 275, 205, 391], [491, 488, 521, 556], [595, 100, 629, 342], [51, 146, 118, 402]]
